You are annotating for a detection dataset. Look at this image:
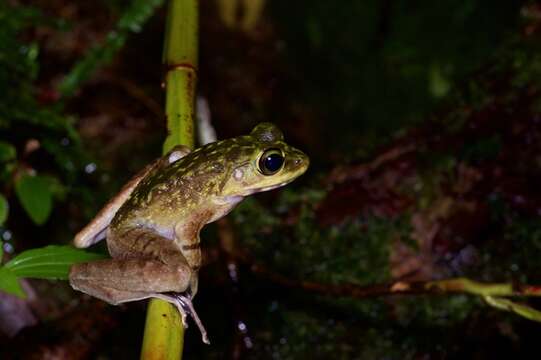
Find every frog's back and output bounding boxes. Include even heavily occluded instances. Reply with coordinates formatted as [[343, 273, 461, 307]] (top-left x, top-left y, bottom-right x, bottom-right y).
[[73, 145, 191, 248], [75, 123, 310, 248], [109, 138, 244, 233]]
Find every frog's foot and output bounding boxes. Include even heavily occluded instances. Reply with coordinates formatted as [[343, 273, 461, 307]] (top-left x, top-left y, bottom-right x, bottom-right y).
[[155, 292, 210, 344]]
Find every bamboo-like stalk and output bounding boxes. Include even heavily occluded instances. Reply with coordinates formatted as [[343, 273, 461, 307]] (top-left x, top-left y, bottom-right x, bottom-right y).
[[140, 0, 198, 359], [162, 0, 198, 153], [141, 300, 184, 359]]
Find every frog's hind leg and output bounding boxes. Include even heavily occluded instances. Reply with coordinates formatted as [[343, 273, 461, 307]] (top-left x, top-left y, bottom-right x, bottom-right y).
[[69, 258, 191, 302], [70, 228, 210, 342], [69, 258, 209, 343], [109, 226, 202, 297]]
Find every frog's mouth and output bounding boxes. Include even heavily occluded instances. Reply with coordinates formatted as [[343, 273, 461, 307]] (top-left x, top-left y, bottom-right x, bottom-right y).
[[247, 179, 295, 194], [220, 180, 295, 204]]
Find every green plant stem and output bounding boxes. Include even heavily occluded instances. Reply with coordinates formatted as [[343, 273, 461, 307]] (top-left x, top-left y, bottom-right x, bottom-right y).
[[484, 296, 541, 322], [140, 300, 184, 360], [162, 0, 198, 152], [140, 0, 198, 359]]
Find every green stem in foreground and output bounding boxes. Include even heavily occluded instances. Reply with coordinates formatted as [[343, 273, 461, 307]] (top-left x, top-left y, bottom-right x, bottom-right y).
[[140, 0, 198, 359], [162, 0, 198, 152], [141, 300, 184, 359]]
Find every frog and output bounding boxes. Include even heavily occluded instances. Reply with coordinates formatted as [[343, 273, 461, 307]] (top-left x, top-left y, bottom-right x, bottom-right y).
[[69, 122, 309, 344]]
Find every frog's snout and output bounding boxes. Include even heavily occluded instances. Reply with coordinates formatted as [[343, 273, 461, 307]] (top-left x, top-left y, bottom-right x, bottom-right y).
[[293, 155, 308, 168], [290, 149, 310, 174]]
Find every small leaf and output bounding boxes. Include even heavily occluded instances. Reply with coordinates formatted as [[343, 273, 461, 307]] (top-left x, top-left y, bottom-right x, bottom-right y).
[[5, 245, 107, 280], [429, 62, 451, 99], [41, 175, 67, 201], [0, 194, 7, 225], [0, 268, 25, 298], [0, 141, 16, 162], [15, 175, 53, 225]]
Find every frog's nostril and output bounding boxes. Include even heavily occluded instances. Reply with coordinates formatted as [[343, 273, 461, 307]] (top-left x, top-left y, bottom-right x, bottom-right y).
[[294, 158, 302, 165]]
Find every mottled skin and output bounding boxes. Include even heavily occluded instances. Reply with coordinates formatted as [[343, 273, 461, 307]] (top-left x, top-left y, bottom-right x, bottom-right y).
[[69, 123, 309, 343]]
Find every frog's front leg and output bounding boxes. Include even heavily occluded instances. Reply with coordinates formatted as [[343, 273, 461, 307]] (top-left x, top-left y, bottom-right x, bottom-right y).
[[174, 219, 207, 297]]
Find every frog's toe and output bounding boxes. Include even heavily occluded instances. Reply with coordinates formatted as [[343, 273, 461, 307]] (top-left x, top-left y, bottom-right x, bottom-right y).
[[173, 293, 210, 344], [156, 292, 210, 344], [177, 304, 189, 328]]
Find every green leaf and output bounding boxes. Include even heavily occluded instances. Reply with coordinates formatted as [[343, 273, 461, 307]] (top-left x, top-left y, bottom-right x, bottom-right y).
[[41, 175, 67, 201], [15, 174, 53, 225], [5, 245, 107, 280], [0, 240, 3, 264], [0, 267, 25, 298], [0, 194, 7, 225], [0, 141, 16, 162]]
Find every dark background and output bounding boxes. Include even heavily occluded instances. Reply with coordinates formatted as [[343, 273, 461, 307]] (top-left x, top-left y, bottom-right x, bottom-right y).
[[2, 0, 541, 358]]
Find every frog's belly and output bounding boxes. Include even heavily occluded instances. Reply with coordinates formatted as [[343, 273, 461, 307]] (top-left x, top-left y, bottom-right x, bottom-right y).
[[126, 215, 177, 241], [143, 220, 176, 240]]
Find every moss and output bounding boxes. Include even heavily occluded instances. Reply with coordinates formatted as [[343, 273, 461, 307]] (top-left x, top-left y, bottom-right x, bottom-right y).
[[233, 188, 411, 286], [248, 295, 480, 360]]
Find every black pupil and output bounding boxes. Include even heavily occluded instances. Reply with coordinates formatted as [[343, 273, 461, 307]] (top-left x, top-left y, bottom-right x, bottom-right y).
[[264, 153, 283, 173]]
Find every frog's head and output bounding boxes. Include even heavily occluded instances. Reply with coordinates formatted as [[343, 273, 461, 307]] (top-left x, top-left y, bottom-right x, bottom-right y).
[[219, 123, 309, 199]]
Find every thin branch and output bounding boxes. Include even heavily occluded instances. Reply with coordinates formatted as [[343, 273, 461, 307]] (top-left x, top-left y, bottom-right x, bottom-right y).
[[227, 250, 541, 322], [484, 296, 541, 322]]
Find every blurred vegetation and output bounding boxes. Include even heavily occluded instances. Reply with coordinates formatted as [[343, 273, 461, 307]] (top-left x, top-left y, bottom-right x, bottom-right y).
[[0, 0, 165, 297], [2, 0, 541, 359], [270, 0, 521, 155], [0, 3, 85, 232]]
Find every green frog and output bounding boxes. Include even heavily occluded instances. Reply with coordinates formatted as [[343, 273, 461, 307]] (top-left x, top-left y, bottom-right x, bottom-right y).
[[69, 123, 309, 343]]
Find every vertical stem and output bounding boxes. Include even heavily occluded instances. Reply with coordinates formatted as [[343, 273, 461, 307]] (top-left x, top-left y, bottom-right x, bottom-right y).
[[163, 0, 198, 152], [140, 0, 198, 359], [141, 299, 184, 360]]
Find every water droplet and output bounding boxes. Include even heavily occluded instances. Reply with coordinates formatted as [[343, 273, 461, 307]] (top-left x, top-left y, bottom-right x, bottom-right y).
[[511, 263, 519, 272], [269, 301, 279, 312], [237, 321, 247, 332], [3, 242, 13, 254], [2, 230, 12, 241], [228, 263, 238, 281], [85, 163, 97, 174]]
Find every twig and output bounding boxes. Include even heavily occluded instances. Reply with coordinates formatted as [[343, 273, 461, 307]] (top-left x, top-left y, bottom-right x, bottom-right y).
[[228, 250, 541, 322]]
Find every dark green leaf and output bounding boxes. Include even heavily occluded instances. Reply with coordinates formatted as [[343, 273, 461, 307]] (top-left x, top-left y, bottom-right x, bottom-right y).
[[15, 174, 53, 225], [0, 141, 16, 162], [0, 267, 25, 298], [0, 194, 7, 225], [5, 245, 107, 280]]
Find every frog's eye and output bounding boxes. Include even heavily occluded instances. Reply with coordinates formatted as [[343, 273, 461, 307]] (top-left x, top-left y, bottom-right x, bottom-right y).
[[258, 148, 284, 175]]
